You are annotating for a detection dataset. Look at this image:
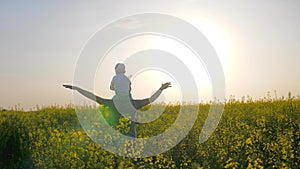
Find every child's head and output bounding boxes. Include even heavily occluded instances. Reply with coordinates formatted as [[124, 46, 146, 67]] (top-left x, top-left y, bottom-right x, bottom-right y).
[[115, 63, 126, 74]]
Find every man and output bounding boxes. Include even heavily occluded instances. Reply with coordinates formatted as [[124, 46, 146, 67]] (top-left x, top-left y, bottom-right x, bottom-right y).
[[63, 63, 171, 137]]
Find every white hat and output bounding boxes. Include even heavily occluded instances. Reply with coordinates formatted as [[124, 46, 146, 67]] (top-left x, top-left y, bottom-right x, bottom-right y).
[[115, 63, 126, 74]]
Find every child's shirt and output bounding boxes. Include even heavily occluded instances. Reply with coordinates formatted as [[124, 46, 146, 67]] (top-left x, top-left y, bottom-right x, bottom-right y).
[[110, 74, 131, 95]]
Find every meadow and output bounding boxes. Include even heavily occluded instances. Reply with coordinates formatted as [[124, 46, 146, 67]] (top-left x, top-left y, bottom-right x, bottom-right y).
[[0, 94, 299, 168]]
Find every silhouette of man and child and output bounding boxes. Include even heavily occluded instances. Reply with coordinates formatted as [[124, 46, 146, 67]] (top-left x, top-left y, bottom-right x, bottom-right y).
[[63, 63, 171, 137]]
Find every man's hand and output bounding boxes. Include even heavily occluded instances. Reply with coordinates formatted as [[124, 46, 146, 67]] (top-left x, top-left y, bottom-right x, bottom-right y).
[[63, 84, 78, 90], [159, 82, 172, 91]]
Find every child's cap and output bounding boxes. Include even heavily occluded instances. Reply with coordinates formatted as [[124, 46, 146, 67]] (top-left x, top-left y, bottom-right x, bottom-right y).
[[115, 63, 126, 74]]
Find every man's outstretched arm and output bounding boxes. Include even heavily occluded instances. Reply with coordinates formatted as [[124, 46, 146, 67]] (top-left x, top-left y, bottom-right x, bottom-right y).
[[63, 85, 110, 105], [132, 82, 172, 110], [149, 82, 172, 103]]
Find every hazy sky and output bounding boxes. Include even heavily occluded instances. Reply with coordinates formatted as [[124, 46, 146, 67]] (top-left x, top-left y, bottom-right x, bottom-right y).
[[1, 1, 300, 110]]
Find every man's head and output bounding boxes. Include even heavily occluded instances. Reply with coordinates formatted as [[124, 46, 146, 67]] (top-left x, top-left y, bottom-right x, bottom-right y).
[[115, 63, 126, 74]]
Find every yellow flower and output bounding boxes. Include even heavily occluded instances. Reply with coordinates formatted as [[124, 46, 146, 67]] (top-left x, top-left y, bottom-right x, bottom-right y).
[[71, 152, 76, 158], [246, 138, 252, 145]]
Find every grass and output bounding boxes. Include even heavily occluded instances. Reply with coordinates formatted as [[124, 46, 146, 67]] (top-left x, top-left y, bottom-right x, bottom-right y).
[[0, 95, 300, 168]]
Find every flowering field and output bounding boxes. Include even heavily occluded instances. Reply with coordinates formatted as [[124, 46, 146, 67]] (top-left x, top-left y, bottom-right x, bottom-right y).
[[1, 96, 300, 168]]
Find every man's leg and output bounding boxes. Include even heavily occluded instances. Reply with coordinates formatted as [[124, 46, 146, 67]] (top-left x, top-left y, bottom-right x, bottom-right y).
[[128, 120, 137, 138]]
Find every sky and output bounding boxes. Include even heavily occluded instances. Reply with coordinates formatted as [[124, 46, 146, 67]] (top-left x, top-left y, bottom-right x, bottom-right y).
[[1, 1, 300, 110]]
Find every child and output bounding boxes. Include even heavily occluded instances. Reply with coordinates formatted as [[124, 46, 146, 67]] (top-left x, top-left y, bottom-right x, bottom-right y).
[[110, 63, 131, 96], [110, 63, 168, 104]]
